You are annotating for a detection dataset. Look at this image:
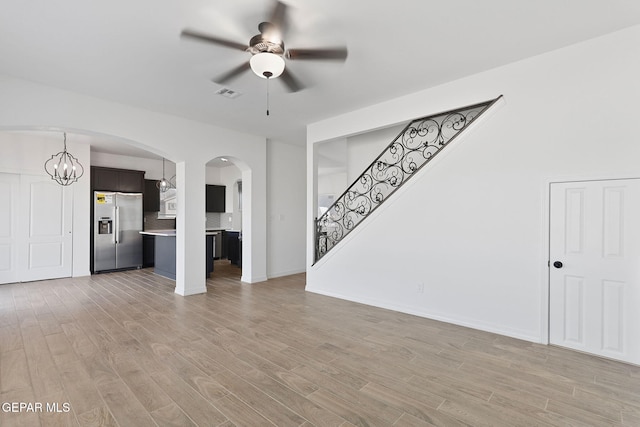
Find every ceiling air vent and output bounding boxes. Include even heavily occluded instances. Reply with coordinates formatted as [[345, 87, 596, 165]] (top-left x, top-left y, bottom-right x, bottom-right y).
[[215, 87, 242, 99]]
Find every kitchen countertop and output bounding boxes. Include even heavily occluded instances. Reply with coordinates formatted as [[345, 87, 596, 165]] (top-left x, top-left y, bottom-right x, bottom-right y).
[[206, 228, 235, 235], [141, 229, 233, 236], [139, 229, 176, 237]]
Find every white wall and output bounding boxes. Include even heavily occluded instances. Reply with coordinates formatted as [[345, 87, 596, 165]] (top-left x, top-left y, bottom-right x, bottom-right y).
[[307, 25, 640, 343], [220, 165, 242, 212], [346, 124, 404, 183], [0, 75, 267, 294], [318, 172, 347, 200], [92, 152, 176, 181], [318, 173, 347, 194], [267, 139, 306, 278], [0, 131, 91, 278], [205, 165, 221, 185]]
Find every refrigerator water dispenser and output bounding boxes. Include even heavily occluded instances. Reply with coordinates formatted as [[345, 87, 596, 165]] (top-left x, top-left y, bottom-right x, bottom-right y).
[[98, 218, 112, 234]]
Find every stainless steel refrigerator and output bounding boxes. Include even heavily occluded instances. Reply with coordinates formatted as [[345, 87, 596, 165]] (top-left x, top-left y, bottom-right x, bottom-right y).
[[94, 191, 143, 272]]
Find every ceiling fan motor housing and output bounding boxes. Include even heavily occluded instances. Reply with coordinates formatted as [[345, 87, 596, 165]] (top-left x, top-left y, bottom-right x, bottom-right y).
[[247, 22, 285, 55]]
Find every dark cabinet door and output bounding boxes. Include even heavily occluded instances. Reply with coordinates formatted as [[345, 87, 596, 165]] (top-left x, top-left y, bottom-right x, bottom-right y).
[[142, 235, 155, 267], [118, 169, 144, 192], [221, 230, 228, 259], [206, 235, 214, 276], [206, 185, 226, 212], [226, 231, 240, 265], [144, 179, 160, 212], [91, 166, 144, 192], [91, 167, 120, 191]]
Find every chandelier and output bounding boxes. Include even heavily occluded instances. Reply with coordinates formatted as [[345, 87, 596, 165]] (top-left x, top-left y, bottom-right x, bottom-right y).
[[156, 158, 176, 192], [44, 132, 84, 186]]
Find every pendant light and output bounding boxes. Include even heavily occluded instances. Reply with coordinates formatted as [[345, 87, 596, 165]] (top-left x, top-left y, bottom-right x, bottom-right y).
[[44, 132, 84, 186], [156, 158, 175, 192]]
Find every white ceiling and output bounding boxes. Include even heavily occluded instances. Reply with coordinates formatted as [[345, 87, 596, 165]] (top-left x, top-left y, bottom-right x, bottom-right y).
[[2, 0, 640, 157]]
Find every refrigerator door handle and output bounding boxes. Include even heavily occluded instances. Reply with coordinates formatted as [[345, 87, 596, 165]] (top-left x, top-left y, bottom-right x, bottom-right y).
[[114, 206, 120, 244]]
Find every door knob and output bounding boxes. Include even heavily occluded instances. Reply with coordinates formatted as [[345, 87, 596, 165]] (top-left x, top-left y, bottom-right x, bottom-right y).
[[553, 261, 563, 269]]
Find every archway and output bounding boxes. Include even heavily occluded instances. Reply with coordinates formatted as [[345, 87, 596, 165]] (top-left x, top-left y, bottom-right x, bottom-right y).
[[0, 76, 268, 295], [206, 155, 254, 283]]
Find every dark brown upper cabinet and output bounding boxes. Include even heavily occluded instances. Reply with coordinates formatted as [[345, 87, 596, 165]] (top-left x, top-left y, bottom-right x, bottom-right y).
[[144, 179, 160, 212], [91, 166, 144, 193], [206, 185, 226, 212]]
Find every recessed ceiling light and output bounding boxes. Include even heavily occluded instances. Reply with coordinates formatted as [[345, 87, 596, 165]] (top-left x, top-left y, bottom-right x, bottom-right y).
[[220, 158, 228, 162]]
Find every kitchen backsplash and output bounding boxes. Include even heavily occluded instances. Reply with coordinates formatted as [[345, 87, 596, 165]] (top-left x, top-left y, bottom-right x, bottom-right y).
[[144, 212, 175, 230], [206, 212, 233, 229], [144, 211, 234, 230]]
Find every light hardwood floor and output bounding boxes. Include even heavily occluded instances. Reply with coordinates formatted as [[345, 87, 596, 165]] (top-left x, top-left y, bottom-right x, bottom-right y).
[[1, 262, 639, 426]]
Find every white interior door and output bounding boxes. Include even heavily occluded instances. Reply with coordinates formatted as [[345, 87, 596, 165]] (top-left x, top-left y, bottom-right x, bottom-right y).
[[550, 179, 640, 364], [17, 175, 73, 282], [0, 173, 20, 284]]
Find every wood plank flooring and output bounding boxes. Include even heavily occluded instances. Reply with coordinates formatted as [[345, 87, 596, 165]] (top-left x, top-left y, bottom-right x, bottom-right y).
[[1, 261, 640, 426]]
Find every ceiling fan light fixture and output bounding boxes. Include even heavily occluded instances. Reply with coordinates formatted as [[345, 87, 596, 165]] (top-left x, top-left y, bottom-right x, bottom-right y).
[[250, 52, 285, 79]]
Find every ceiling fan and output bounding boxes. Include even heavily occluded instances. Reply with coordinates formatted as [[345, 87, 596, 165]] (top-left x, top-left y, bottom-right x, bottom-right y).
[[180, 0, 348, 93]]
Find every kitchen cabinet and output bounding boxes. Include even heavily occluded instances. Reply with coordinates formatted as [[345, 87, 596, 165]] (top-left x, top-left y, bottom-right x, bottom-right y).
[[226, 231, 241, 266], [91, 166, 144, 192], [144, 179, 160, 212], [91, 167, 118, 190], [140, 230, 214, 279], [221, 230, 228, 259], [142, 235, 155, 267], [206, 234, 214, 277], [214, 232, 222, 259], [206, 185, 226, 212], [152, 233, 176, 280], [118, 169, 145, 192]]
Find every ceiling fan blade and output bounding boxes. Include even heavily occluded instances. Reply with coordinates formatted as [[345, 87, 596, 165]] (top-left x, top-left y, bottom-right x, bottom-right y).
[[280, 68, 304, 92], [286, 47, 348, 61], [181, 29, 248, 52], [212, 61, 251, 85], [267, 1, 289, 34]]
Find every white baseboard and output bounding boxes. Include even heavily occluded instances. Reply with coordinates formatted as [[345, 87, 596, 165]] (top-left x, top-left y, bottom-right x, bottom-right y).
[[305, 287, 542, 344], [267, 267, 306, 279]]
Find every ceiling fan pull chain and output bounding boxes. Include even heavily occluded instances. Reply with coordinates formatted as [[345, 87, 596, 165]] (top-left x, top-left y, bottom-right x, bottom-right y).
[[265, 71, 273, 116]]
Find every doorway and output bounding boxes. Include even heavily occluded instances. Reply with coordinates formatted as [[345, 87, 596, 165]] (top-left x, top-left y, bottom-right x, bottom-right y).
[[549, 178, 640, 364], [0, 172, 73, 284]]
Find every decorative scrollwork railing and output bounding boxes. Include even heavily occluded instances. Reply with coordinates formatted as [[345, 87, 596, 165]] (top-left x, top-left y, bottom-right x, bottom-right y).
[[314, 97, 501, 263]]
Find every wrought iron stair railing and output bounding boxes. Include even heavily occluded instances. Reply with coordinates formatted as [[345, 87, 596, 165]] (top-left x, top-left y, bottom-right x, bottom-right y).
[[314, 96, 501, 263]]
